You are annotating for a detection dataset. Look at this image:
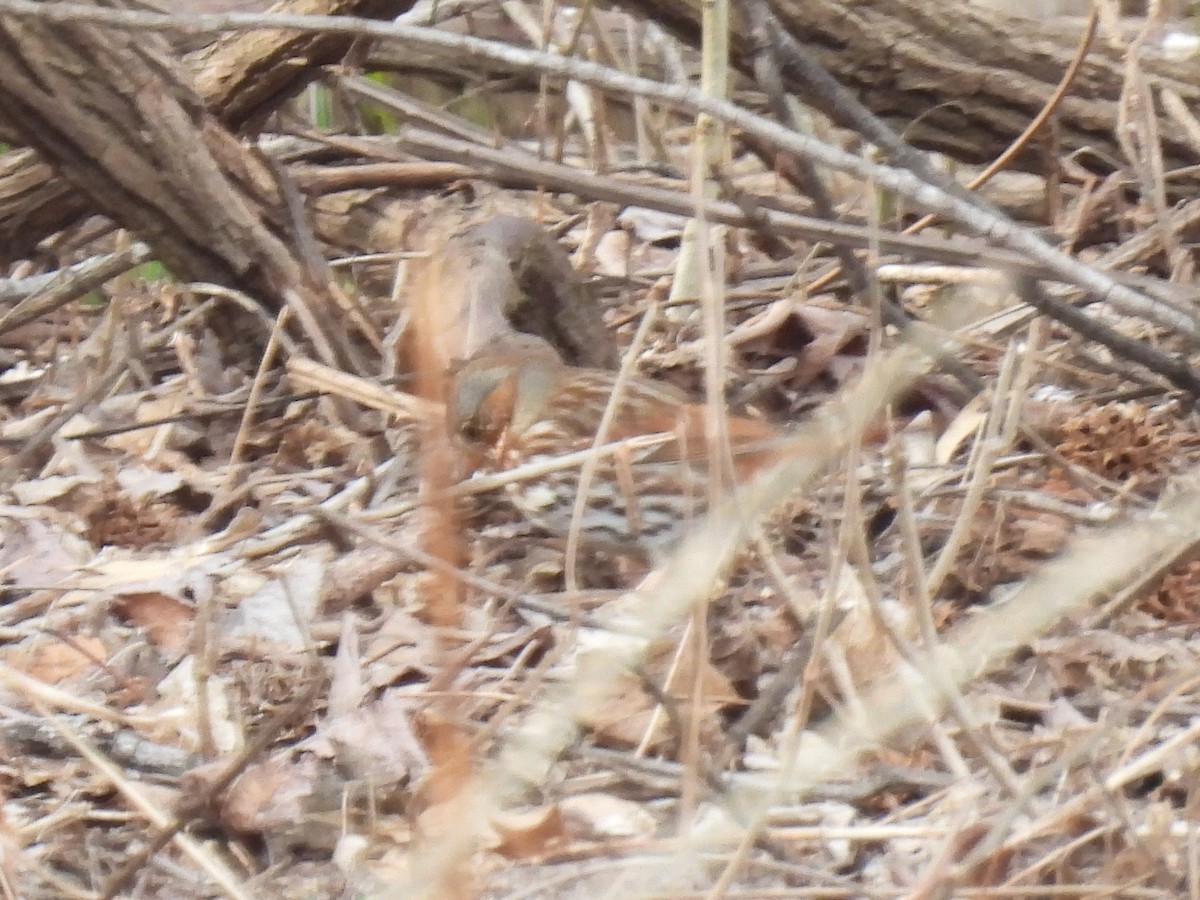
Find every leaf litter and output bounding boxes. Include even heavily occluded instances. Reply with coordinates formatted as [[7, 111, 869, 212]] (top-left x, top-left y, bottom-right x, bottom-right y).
[[1, 11, 1200, 900]]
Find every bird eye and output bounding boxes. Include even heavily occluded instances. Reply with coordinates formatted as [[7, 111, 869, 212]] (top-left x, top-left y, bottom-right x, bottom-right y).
[[459, 416, 487, 443]]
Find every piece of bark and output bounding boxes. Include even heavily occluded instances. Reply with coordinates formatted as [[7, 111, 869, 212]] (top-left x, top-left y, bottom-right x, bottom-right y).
[[403, 215, 619, 381], [468, 216, 618, 370]]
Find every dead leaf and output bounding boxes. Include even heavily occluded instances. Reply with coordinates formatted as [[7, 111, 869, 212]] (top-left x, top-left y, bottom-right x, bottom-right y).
[[364, 606, 441, 688], [592, 228, 631, 278], [215, 753, 341, 853], [17, 635, 108, 683], [10, 476, 98, 505], [560, 792, 657, 841], [0, 513, 91, 588], [490, 805, 566, 859], [617, 207, 687, 242], [818, 564, 914, 697], [936, 393, 988, 464], [328, 613, 365, 717], [224, 553, 328, 653], [310, 692, 428, 787], [114, 591, 193, 655], [790, 305, 868, 387], [576, 630, 741, 750], [157, 657, 240, 754], [115, 465, 185, 498]]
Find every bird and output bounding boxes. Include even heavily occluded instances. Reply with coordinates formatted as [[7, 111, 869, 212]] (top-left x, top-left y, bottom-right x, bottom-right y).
[[447, 335, 782, 557]]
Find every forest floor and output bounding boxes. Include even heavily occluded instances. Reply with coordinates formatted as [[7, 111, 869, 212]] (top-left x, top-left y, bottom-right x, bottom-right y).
[[1, 4, 1199, 899]]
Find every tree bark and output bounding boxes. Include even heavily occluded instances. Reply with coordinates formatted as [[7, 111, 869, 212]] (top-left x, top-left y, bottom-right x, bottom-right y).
[[190, 0, 413, 132], [0, 0, 368, 365], [0, 8, 285, 292], [0, 0, 415, 263], [614, 0, 1200, 179]]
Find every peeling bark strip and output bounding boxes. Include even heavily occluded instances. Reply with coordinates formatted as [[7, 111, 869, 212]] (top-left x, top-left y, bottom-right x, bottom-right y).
[[0, 0, 415, 263], [615, 0, 1200, 178]]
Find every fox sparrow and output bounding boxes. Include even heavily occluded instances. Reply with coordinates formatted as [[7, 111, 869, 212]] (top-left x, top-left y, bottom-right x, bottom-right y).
[[448, 336, 780, 556]]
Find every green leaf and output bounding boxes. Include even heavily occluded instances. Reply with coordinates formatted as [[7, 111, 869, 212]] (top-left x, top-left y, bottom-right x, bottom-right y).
[[135, 260, 171, 283]]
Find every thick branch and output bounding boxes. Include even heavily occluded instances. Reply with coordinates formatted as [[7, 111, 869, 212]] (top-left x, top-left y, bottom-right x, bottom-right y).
[[614, 0, 1200, 178], [0, 0, 414, 262], [0, 0, 361, 366], [191, 0, 413, 131]]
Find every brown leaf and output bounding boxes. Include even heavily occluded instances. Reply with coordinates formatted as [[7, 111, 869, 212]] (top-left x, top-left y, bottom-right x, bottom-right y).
[[17, 636, 108, 684], [490, 805, 566, 859], [114, 591, 193, 655], [217, 755, 324, 840]]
